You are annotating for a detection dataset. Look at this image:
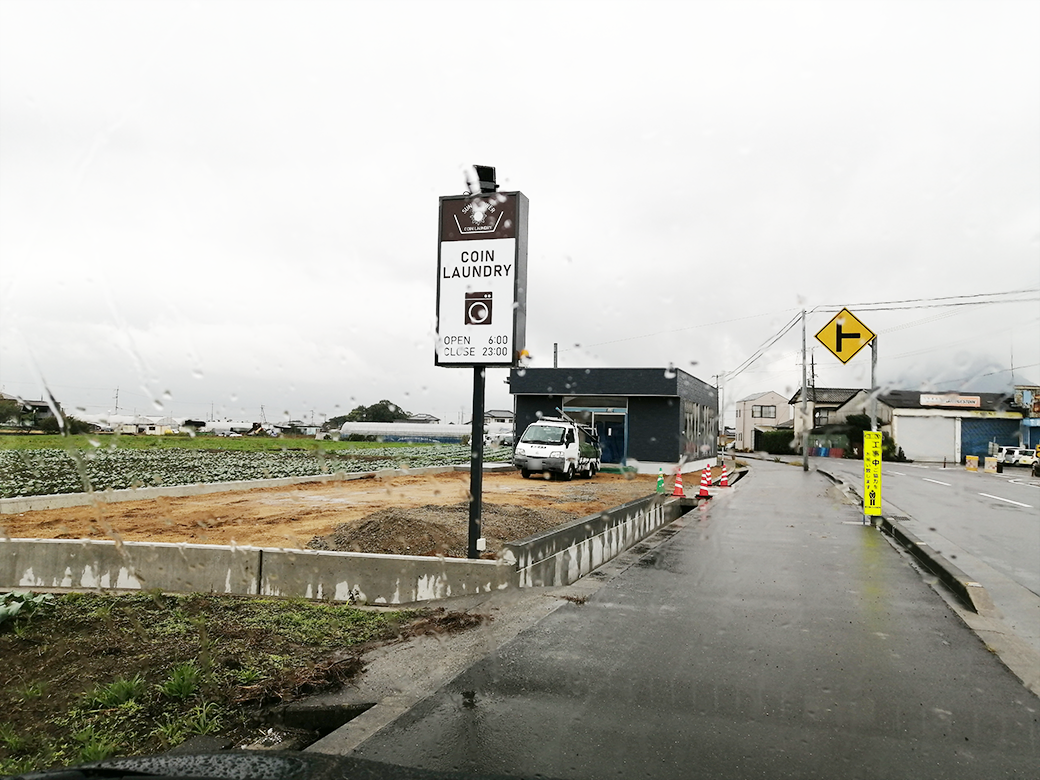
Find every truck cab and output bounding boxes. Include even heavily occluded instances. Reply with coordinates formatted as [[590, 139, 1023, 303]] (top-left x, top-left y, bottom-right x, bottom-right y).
[[513, 417, 601, 480]]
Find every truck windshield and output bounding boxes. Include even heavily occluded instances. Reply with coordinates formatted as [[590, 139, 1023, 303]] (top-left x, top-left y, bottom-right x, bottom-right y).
[[521, 425, 565, 444]]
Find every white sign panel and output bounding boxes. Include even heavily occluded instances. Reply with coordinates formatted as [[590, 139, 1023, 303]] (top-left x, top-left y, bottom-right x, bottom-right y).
[[436, 193, 527, 367], [437, 238, 516, 362]]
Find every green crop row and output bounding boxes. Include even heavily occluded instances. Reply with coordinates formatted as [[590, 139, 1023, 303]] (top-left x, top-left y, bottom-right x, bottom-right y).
[[0, 444, 513, 499]]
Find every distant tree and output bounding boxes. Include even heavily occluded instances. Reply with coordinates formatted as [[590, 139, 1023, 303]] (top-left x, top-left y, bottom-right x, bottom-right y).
[[37, 414, 94, 435], [345, 400, 409, 423], [324, 414, 350, 430], [0, 398, 22, 426]]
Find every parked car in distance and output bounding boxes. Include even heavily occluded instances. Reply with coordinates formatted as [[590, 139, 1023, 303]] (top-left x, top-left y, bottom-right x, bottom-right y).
[[996, 445, 1035, 466]]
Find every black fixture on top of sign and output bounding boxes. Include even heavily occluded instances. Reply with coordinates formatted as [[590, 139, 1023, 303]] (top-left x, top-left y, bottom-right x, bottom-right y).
[[466, 165, 498, 194]]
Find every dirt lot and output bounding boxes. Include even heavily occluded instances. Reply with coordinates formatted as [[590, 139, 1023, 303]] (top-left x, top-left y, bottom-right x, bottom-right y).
[[1, 470, 664, 557]]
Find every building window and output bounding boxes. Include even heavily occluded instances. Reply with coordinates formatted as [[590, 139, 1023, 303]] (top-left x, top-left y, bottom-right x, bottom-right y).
[[814, 409, 829, 426], [752, 405, 776, 419]]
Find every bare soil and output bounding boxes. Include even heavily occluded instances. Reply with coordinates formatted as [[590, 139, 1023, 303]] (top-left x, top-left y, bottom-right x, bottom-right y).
[[1, 470, 662, 556]]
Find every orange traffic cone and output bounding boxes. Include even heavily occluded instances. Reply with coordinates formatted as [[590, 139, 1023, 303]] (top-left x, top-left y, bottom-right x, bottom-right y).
[[698, 465, 712, 497], [719, 463, 729, 487], [671, 470, 685, 497]]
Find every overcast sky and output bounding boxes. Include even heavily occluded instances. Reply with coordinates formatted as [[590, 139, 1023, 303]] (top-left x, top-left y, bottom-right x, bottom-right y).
[[2, 0, 1038, 427]]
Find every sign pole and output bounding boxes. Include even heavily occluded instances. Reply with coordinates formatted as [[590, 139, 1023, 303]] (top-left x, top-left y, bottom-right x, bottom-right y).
[[870, 336, 878, 433], [801, 309, 809, 472], [867, 335, 878, 526], [435, 165, 527, 561], [469, 366, 484, 559]]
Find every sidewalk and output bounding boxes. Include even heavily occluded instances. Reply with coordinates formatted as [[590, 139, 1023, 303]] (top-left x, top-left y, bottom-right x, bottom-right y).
[[329, 460, 1039, 779]]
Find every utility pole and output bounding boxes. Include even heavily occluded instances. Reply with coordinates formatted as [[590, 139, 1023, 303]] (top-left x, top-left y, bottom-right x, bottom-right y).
[[801, 309, 809, 472], [718, 375, 725, 466], [554, 342, 558, 368]]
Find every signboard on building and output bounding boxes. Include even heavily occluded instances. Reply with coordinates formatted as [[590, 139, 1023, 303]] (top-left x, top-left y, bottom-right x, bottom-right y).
[[863, 431, 882, 517], [816, 308, 875, 364], [920, 394, 981, 408], [435, 193, 528, 367]]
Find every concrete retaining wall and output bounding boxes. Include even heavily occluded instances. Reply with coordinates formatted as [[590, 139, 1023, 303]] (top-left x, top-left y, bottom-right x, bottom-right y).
[[502, 494, 684, 587], [259, 548, 517, 605], [0, 538, 516, 605], [1, 538, 260, 593], [1, 479, 676, 602]]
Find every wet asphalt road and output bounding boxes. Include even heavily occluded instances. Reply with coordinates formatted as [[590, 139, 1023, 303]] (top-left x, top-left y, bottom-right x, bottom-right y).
[[354, 461, 1039, 779], [815, 457, 1040, 654]]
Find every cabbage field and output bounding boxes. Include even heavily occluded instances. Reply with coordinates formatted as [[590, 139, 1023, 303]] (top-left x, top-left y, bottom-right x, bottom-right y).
[[0, 440, 513, 499]]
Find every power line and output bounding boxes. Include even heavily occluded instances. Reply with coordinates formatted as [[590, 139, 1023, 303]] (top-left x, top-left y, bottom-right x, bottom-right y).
[[558, 308, 802, 353], [562, 287, 1036, 356], [722, 287, 1038, 383]]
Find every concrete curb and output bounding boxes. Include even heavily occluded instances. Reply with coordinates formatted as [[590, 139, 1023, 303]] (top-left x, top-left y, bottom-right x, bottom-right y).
[[877, 517, 995, 614], [816, 466, 994, 615]]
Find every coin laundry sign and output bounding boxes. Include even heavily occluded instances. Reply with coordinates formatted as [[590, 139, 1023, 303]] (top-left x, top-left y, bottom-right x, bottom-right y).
[[436, 193, 528, 367]]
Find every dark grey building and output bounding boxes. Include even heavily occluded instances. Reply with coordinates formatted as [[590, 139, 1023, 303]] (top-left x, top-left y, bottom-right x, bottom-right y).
[[508, 367, 718, 473]]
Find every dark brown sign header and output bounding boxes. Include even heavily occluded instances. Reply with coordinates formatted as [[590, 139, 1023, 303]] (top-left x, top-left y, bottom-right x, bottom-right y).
[[439, 193, 518, 241]]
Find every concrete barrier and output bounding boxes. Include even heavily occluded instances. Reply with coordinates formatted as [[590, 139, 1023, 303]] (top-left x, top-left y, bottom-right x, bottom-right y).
[[0, 538, 517, 605], [1, 486, 683, 603], [501, 494, 685, 587], [259, 548, 517, 605], [1, 538, 260, 593]]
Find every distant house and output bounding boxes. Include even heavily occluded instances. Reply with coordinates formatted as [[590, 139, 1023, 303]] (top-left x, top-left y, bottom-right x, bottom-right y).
[[787, 387, 862, 435], [828, 389, 1022, 462], [463, 410, 515, 426], [0, 391, 54, 427], [734, 391, 792, 451], [1013, 384, 1040, 448], [407, 413, 441, 424], [120, 415, 173, 435], [882, 390, 1019, 462]]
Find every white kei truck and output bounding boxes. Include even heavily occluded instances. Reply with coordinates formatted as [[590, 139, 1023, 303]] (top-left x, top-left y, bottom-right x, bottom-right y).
[[512, 417, 601, 480]]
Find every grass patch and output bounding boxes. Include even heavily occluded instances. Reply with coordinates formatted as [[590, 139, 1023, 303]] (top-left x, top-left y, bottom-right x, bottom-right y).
[[0, 591, 478, 775]]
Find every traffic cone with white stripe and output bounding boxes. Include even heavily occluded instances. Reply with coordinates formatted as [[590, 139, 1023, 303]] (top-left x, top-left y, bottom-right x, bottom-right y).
[[719, 462, 729, 487], [671, 469, 685, 497], [698, 465, 712, 497]]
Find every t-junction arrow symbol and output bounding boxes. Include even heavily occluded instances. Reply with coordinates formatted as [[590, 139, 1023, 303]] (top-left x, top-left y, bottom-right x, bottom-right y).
[[835, 322, 861, 353]]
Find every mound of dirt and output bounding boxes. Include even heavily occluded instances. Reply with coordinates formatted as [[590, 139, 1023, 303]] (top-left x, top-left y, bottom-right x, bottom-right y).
[[307, 501, 583, 558]]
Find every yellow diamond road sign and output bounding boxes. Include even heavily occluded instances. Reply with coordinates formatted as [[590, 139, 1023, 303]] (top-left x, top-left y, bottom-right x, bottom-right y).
[[815, 308, 875, 364]]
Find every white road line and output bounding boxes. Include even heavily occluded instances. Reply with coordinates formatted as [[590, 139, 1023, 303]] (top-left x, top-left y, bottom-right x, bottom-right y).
[[922, 478, 951, 486], [978, 492, 1033, 508], [1007, 479, 1040, 489], [886, 470, 907, 476], [909, 464, 931, 469]]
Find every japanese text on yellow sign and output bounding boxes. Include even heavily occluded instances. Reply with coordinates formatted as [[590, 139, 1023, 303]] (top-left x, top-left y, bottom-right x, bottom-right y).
[[863, 431, 882, 516]]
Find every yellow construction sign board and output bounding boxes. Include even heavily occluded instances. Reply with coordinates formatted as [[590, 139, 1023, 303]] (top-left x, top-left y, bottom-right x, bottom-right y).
[[816, 308, 876, 364], [965, 455, 979, 472], [863, 431, 882, 516]]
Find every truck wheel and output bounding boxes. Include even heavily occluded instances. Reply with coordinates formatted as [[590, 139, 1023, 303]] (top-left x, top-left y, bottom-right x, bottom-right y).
[[589, 463, 598, 478], [521, 469, 531, 479], [565, 465, 575, 481]]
